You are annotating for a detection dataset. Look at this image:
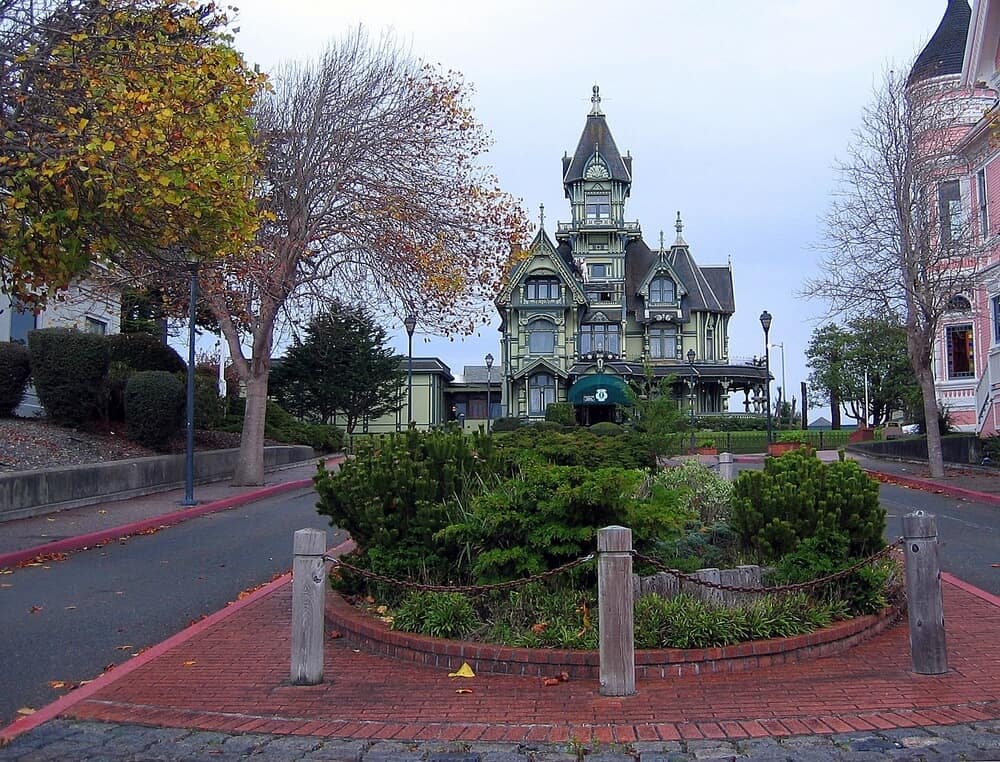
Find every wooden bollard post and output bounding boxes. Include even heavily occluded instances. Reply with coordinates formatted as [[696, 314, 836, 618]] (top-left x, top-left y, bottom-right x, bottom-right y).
[[719, 452, 736, 482], [903, 512, 947, 675], [291, 528, 327, 685], [598, 526, 635, 696]]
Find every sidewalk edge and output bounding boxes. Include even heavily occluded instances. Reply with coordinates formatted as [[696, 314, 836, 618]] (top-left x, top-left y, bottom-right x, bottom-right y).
[[942, 572, 1000, 608], [864, 470, 1000, 507], [0, 537, 355, 746]]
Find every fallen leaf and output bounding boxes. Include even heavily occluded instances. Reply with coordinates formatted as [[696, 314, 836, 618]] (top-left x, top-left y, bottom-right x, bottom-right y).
[[448, 662, 475, 678], [542, 677, 561, 687], [97, 510, 107, 514], [559, 672, 570, 682], [328, 630, 343, 639], [64, 605, 76, 610], [531, 622, 548, 634], [48, 681, 65, 689], [1, 584, 12, 589], [29, 605, 43, 614], [46, 518, 55, 522], [455, 688, 473, 694], [183, 660, 196, 667], [116, 645, 133, 651], [16, 708, 35, 716]]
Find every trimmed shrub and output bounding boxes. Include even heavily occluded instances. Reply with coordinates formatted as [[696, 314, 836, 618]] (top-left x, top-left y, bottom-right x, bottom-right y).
[[106, 332, 185, 373], [124, 371, 184, 451], [490, 416, 522, 433], [28, 328, 109, 425], [589, 421, 624, 436], [105, 361, 134, 421], [192, 370, 225, 430], [0, 342, 31, 416], [732, 448, 885, 562], [545, 402, 576, 426]]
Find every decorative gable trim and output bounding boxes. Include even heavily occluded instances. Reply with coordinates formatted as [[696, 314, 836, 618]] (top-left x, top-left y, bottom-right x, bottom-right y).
[[497, 228, 587, 306], [511, 356, 569, 380]]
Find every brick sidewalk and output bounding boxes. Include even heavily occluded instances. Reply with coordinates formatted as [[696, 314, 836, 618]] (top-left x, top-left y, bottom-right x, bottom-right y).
[[58, 576, 1000, 745]]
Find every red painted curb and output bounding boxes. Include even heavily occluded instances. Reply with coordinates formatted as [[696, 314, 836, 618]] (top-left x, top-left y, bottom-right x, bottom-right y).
[[942, 572, 1000, 608], [0, 456, 344, 570], [864, 470, 1000, 507], [0, 537, 355, 745]]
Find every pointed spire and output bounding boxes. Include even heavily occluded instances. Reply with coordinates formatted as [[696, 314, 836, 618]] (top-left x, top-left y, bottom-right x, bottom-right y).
[[539, 203, 545, 229], [590, 84, 603, 115], [659, 230, 665, 251], [674, 211, 687, 245], [909, 0, 972, 84]]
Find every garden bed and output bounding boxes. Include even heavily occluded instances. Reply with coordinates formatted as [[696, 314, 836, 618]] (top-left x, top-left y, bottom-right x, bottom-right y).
[[325, 592, 902, 679]]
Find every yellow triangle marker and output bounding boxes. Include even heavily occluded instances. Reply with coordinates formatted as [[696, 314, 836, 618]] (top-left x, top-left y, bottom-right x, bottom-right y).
[[448, 662, 475, 678]]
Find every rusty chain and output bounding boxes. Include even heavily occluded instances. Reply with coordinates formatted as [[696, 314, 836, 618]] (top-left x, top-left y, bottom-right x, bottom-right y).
[[633, 537, 904, 595], [323, 553, 595, 595]]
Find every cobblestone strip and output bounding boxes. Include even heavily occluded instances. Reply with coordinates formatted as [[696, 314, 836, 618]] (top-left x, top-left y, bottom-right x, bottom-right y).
[[1, 719, 998, 761]]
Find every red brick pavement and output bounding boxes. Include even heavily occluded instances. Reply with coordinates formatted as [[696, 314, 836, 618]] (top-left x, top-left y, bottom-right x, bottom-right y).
[[62, 580, 1000, 743]]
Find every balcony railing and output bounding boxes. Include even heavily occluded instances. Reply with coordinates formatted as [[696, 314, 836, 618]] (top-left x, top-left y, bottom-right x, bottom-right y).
[[975, 349, 1000, 430]]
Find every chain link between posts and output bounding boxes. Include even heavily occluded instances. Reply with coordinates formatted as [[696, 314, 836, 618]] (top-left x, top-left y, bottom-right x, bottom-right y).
[[323, 553, 595, 595], [634, 537, 905, 595]]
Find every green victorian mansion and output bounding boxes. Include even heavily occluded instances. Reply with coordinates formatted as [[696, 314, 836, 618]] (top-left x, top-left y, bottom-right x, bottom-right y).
[[496, 87, 769, 424]]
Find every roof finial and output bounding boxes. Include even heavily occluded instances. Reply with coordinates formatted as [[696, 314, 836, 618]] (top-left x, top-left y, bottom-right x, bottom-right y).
[[659, 230, 665, 251], [539, 203, 545, 229], [674, 211, 687, 245], [590, 84, 603, 115]]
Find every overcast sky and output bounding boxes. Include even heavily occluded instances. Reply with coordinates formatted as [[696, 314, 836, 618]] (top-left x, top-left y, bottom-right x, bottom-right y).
[[229, 0, 952, 420]]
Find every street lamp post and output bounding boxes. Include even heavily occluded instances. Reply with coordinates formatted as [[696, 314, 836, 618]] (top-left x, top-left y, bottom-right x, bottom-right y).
[[759, 311, 773, 444], [403, 314, 417, 427], [770, 342, 785, 426], [181, 261, 199, 507], [485, 352, 494, 434], [687, 348, 697, 453]]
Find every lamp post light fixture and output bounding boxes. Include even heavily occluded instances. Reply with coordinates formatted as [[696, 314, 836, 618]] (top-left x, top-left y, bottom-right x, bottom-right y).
[[181, 260, 199, 507], [687, 348, 697, 453], [485, 352, 494, 434], [759, 311, 773, 444], [403, 313, 417, 426]]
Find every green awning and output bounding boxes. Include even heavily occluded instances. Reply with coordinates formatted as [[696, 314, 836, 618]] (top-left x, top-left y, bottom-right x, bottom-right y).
[[567, 374, 632, 406]]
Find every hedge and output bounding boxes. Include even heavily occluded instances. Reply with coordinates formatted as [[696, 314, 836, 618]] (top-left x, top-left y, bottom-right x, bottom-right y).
[[0, 342, 31, 416], [28, 328, 109, 425], [124, 371, 184, 451]]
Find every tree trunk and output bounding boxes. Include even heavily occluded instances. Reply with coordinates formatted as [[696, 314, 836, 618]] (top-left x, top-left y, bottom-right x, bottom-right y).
[[233, 360, 269, 485], [830, 390, 842, 429], [915, 361, 945, 478]]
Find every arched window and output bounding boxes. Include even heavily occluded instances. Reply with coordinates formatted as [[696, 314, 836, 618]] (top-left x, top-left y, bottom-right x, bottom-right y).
[[947, 294, 971, 311], [529, 373, 556, 415], [649, 276, 675, 303], [527, 319, 556, 354], [649, 324, 677, 359]]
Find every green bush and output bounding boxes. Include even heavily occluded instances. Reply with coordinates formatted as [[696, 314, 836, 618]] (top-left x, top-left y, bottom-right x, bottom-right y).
[[105, 361, 134, 421], [651, 523, 738, 573], [589, 421, 624, 436], [124, 370, 184, 450], [544, 402, 576, 426], [221, 399, 344, 451], [392, 591, 479, 639], [490, 416, 522, 432], [480, 583, 598, 649], [0, 342, 31, 416], [106, 332, 185, 373], [531, 420, 566, 432], [732, 448, 885, 562], [493, 427, 648, 470], [28, 328, 109, 425], [656, 459, 734, 524], [192, 371, 225, 430]]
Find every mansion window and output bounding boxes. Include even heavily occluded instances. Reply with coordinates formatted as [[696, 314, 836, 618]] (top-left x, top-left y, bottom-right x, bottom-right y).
[[947, 294, 971, 311], [9, 301, 36, 344], [526, 277, 560, 301], [977, 169, 990, 240], [946, 324, 974, 379], [527, 319, 556, 354], [705, 326, 715, 361], [587, 290, 614, 303], [84, 316, 108, 335], [585, 193, 610, 222], [648, 325, 677, 359], [580, 323, 620, 354], [993, 295, 1000, 344], [529, 373, 555, 415], [589, 263, 608, 279], [649, 276, 675, 304], [938, 179, 962, 245]]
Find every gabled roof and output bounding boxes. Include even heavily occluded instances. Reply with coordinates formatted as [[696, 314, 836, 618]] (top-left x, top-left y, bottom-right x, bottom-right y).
[[909, 0, 972, 84], [623, 238, 733, 318], [496, 228, 586, 306], [667, 246, 733, 314], [510, 356, 569, 380], [562, 87, 632, 186]]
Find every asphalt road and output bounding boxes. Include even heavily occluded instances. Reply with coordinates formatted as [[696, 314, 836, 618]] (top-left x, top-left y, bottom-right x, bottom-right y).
[[881, 482, 999, 595], [0, 488, 344, 728]]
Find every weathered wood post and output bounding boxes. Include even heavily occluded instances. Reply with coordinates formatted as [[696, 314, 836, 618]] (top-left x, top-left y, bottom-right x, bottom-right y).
[[903, 511, 947, 675], [291, 528, 327, 685], [598, 525, 635, 696], [719, 452, 736, 482]]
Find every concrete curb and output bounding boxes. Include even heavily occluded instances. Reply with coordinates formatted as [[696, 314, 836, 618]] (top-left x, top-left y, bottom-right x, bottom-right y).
[[0, 537, 356, 745], [0, 455, 344, 570], [863, 469, 1000, 507]]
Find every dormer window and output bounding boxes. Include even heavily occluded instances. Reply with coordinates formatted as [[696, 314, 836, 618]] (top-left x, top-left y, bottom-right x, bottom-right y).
[[526, 277, 560, 301], [585, 193, 610, 222], [649, 276, 675, 304]]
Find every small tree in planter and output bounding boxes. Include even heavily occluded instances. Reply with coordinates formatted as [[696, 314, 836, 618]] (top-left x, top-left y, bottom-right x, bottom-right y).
[[768, 430, 809, 456]]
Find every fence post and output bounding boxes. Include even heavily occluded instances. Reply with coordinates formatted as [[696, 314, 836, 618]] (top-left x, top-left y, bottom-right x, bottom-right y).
[[719, 452, 736, 482], [902, 512, 947, 675], [598, 525, 635, 697], [291, 528, 327, 685]]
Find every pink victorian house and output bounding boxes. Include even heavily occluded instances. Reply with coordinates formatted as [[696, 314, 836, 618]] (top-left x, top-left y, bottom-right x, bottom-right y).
[[911, 0, 1000, 435]]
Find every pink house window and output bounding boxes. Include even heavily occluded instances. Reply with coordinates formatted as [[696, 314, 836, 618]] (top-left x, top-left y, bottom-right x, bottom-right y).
[[946, 324, 974, 379]]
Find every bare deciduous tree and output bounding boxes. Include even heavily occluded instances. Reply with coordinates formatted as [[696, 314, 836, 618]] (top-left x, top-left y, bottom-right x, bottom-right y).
[[804, 66, 987, 477], [198, 30, 528, 485]]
